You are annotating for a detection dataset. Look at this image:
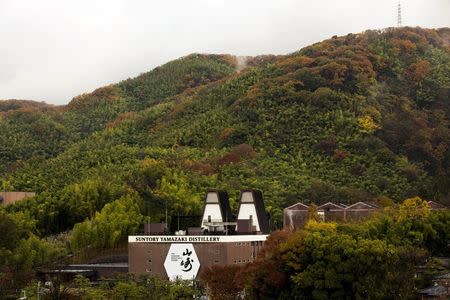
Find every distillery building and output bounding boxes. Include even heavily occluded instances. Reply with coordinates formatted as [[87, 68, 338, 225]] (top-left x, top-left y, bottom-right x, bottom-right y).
[[283, 200, 448, 230], [283, 201, 380, 230], [128, 189, 270, 280]]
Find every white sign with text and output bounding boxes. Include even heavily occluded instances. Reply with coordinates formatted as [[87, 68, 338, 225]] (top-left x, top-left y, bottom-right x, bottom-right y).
[[129, 235, 268, 243]]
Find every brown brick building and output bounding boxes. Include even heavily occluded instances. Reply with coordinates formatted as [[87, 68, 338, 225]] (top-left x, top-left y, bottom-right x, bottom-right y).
[[128, 190, 270, 280], [284, 200, 448, 230], [128, 235, 266, 280], [283, 201, 380, 230]]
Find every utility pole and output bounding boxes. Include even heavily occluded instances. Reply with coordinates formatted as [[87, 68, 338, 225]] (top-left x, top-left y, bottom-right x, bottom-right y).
[[37, 281, 41, 300], [397, 1, 402, 27], [224, 209, 228, 236], [165, 199, 168, 229]]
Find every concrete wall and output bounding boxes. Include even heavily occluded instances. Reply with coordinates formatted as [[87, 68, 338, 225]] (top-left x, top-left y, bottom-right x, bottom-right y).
[[237, 203, 260, 231], [201, 204, 223, 224], [283, 209, 309, 230]]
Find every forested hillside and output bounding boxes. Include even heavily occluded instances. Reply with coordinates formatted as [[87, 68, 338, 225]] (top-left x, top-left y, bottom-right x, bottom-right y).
[[0, 27, 449, 296]]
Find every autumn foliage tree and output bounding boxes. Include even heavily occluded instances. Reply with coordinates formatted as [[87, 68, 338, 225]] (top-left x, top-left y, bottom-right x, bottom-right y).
[[200, 265, 243, 300], [236, 230, 291, 299], [234, 201, 449, 299]]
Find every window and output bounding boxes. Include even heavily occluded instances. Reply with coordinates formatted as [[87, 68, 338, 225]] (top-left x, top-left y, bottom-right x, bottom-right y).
[[148, 259, 152, 263], [146, 268, 152, 273]]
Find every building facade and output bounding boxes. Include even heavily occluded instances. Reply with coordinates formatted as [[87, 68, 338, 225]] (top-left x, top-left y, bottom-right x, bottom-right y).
[[284, 200, 448, 230], [128, 189, 270, 280], [283, 201, 380, 230], [128, 235, 266, 280]]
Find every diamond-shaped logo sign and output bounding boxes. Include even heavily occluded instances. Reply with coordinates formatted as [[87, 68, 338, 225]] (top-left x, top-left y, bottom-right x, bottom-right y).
[[164, 243, 200, 280]]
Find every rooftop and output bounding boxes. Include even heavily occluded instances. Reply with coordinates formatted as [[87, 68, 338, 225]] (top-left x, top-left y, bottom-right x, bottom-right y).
[[419, 284, 447, 296]]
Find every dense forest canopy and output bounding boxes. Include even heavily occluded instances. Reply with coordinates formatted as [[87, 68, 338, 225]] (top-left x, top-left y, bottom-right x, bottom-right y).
[[0, 27, 449, 297]]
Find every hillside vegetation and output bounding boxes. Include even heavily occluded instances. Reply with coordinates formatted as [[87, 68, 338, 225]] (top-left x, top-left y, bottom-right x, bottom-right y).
[[0, 27, 449, 296]]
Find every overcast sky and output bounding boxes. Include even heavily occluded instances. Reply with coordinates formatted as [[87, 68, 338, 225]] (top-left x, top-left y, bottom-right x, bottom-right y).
[[1, 0, 449, 104]]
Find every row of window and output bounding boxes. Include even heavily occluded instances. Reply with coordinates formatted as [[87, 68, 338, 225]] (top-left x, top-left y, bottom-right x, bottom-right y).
[[234, 241, 263, 246], [145, 259, 221, 271], [144, 242, 263, 252], [146, 258, 255, 265], [233, 259, 252, 264]]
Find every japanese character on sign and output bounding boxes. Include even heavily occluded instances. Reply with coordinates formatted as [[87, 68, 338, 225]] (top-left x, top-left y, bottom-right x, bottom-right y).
[[164, 243, 199, 280], [180, 248, 193, 272]]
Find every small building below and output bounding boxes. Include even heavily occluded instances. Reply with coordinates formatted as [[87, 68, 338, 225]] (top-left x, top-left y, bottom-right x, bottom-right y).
[[419, 272, 450, 300], [284, 200, 448, 230], [0, 192, 35, 206], [283, 201, 380, 230]]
